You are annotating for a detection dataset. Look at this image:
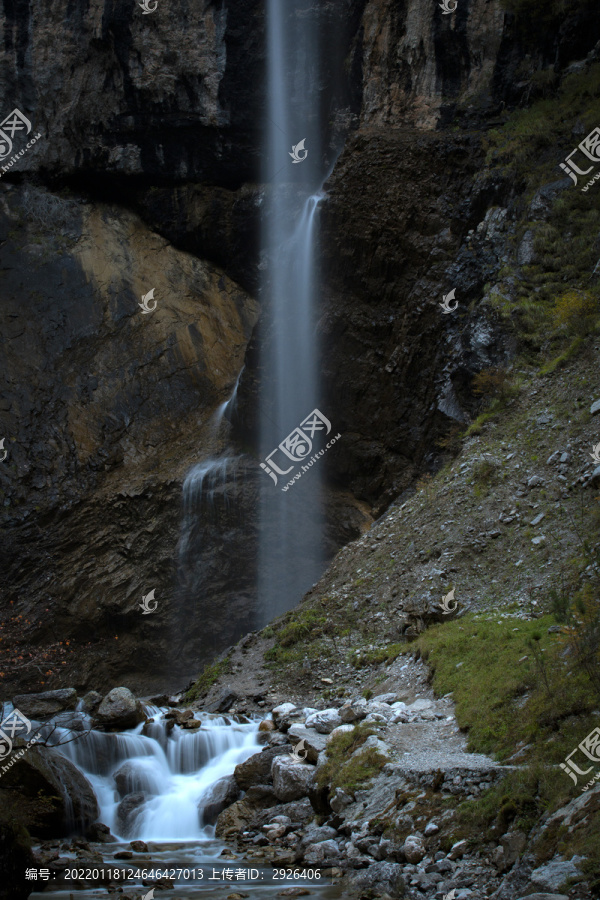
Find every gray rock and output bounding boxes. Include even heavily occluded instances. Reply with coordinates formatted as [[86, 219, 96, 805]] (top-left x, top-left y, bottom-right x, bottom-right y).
[[408, 698, 433, 711], [199, 775, 241, 825], [424, 820, 439, 836], [287, 724, 327, 762], [80, 691, 103, 714], [529, 856, 584, 892], [271, 702, 296, 727], [528, 475, 544, 488], [590, 399, 600, 416], [271, 756, 315, 802], [515, 895, 569, 900], [330, 787, 354, 813], [495, 830, 526, 871], [12, 688, 77, 718], [116, 792, 147, 837], [374, 693, 397, 704], [303, 838, 340, 864], [517, 229, 536, 266], [233, 745, 289, 790], [305, 708, 342, 733], [113, 761, 161, 797], [96, 687, 145, 730], [204, 690, 238, 714], [352, 734, 390, 761], [402, 834, 425, 864], [530, 513, 545, 526], [339, 698, 368, 723], [350, 861, 406, 897], [448, 838, 469, 859]]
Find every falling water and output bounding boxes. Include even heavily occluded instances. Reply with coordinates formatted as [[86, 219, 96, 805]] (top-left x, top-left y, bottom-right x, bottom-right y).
[[257, 0, 328, 625]]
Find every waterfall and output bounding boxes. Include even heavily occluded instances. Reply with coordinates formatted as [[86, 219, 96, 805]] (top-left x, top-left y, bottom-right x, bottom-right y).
[[257, 0, 328, 626], [55, 710, 261, 841]]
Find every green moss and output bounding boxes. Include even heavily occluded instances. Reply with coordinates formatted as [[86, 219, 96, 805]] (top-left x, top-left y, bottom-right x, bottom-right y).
[[316, 723, 386, 794], [184, 657, 231, 702]]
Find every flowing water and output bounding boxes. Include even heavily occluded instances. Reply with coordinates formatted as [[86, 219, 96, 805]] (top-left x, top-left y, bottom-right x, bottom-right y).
[[27, 708, 342, 899]]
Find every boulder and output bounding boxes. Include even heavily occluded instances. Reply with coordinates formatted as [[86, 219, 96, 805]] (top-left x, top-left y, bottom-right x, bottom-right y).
[[494, 831, 526, 871], [11, 689, 77, 719], [272, 756, 315, 802], [303, 839, 340, 864], [204, 690, 238, 714], [113, 761, 160, 798], [330, 787, 354, 813], [0, 739, 99, 839], [287, 725, 327, 762], [199, 775, 241, 825], [252, 798, 314, 829], [339, 697, 368, 723], [529, 856, 584, 892], [95, 688, 145, 730], [402, 834, 425, 864], [327, 724, 355, 742], [116, 793, 147, 837], [130, 840, 148, 852], [272, 703, 297, 727], [259, 718, 275, 732], [305, 709, 342, 734], [215, 785, 278, 837], [234, 746, 289, 790], [80, 691, 103, 715], [351, 735, 390, 761], [349, 861, 406, 897]]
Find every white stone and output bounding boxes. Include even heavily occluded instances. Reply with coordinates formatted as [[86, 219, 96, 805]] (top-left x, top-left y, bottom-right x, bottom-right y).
[[305, 708, 342, 734]]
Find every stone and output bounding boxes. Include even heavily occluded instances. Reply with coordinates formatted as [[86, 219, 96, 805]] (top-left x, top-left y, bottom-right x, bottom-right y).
[[374, 693, 397, 704], [531, 536, 546, 546], [205, 690, 238, 714], [517, 229, 536, 266], [424, 821, 439, 836], [286, 724, 327, 763], [96, 687, 145, 730], [350, 861, 405, 897], [402, 834, 425, 864], [215, 786, 278, 837], [129, 840, 148, 852], [0, 739, 99, 839], [339, 698, 368, 723], [530, 513, 545, 526], [303, 839, 340, 864], [352, 735, 390, 761], [515, 895, 569, 900], [327, 724, 355, 741], [407, 698, 433, 711], [305, 708, 342, 734], [233, 746, 289, 790], [330, 787, 354, 813], [11, 688, 78, 718], [80, 691, 103, 715], [527, 475, 544, 488], [271, 703, 297, 727], [259, 719, 275, 732], [448, 839, 469, 860], [116, 793, 147, 838], [271, 756, 315, 802], [199, 775, 241, 825], [113, 761, 160, 797], [529, 856, 584, 892], [590, 399, 600, 415], [494, 831, 526, 871]]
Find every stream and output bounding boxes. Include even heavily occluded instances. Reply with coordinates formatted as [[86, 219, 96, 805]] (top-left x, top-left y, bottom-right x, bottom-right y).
[[24, 706, 342, 899]]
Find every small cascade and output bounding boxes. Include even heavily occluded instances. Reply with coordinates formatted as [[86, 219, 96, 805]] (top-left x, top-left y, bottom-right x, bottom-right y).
[[53, 709, 261, 841]]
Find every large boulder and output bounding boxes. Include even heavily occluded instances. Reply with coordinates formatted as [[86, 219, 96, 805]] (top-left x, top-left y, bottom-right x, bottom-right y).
[[287, 725, 327, 763], [529, 856, 584, 893], [116, 792, 147, 838], [199, 775, 241, 825], [339, 698, 368, 723], [349, 861, 406, 897], [95, 688, 145, 730], [113, 761, 161, 798], [271, 703, 297, 728], [272, 756, 315, 802], [215, 785, 278, 837], [233, 745, 289, 790], [0, 739, 99, 838], [303, 839, 340, 865], [11, 689, 77, 719], [305, 709, 342, 734]]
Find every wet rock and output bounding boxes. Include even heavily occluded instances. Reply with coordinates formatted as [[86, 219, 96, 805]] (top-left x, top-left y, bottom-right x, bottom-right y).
[[199, 775, 241, 826], [113, 761, 160, 797], [0, 739, 99, 838], [402, 834, 425, 864], [129, 840, 148, 852], [305, 708, 342, 734], [287, 725, 327, 762], [272, 757, 316, 802], [11, 688, 77, 718], [95, 688, 145, 730], [272, 703, 297, 727], [259, 719, 276, 732], [234, 746, 289, 790], [116, 793, 147, 837]]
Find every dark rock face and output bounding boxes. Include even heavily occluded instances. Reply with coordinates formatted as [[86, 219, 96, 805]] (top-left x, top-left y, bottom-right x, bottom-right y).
[[198, 775, 240, 826], [116, 792, 147, 838], [0, 820, 35, 900], [0, 741, 99, 838]]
